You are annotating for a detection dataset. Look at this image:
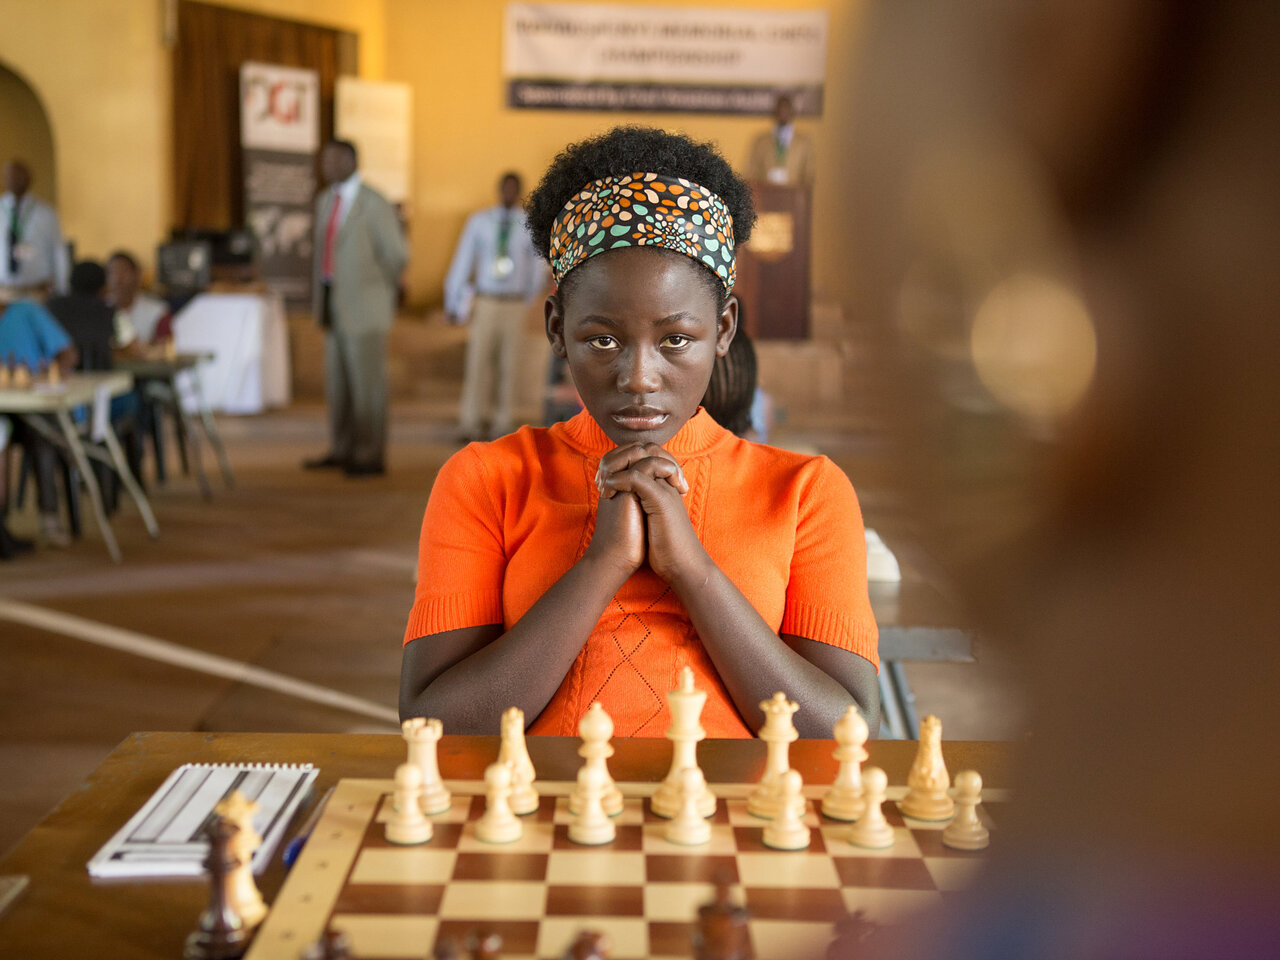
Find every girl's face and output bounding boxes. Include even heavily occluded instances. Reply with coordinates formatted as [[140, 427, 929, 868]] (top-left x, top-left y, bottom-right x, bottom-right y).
[[546, 248, 737, 448]]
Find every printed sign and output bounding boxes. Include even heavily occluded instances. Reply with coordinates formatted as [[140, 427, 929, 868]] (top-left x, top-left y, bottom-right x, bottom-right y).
[[504, 2, 827, 114], [240, 62, 319, 307], [240, 62, 320, 153]]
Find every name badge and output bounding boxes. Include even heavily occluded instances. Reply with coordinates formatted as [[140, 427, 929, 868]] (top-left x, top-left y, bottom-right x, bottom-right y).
[[493, 255, 515, 278], [767, 167, 790, 185]]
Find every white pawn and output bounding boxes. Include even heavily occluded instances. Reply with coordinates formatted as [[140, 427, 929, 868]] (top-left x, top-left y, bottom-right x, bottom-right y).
[[402, 717, 451, 815], [747, 692, 800, 819], [386, 763, 433, 845], [763, 769, 811, 850], [568, 703, 623, 818], [664, 767, 712, 846], [942, 770, 990, 851], [475, 762, 522, 844], [499, 707, 539, 816], [822, 706, 869, 821], [568, 758, 615, 846], [847, 767, 895, 850]]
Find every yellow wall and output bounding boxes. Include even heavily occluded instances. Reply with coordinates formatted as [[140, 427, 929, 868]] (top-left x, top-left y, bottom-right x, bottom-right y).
[[1, 0, 170, 272], [386, 0, 865, 314], [0, 64, 56, 205]]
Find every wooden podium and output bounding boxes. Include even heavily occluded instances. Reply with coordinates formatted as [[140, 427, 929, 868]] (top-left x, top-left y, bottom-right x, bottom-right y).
[[735, 182, 812, 340]]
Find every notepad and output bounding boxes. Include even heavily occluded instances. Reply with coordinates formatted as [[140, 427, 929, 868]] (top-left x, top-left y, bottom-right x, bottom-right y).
[[87, 762, 318, 879]]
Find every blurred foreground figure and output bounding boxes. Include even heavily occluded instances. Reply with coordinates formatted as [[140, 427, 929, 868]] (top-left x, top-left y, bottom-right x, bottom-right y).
[[839, 1, 1279, 956]]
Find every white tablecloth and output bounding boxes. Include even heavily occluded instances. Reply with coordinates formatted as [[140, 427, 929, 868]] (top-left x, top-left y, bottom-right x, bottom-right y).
[[172, 293, 291, 414]]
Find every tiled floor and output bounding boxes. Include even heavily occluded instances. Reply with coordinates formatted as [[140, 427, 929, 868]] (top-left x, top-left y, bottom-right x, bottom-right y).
[[0, 358, 1024, 859]]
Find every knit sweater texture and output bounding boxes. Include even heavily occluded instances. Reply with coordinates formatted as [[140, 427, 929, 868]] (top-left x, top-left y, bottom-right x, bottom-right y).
[[404, 408, 877, 737]]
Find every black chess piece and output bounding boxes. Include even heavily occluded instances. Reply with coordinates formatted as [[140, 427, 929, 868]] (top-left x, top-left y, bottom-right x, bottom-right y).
[[562, 929, 613, 959], [694, 871, 750, 960], [467, 927, 503, 960], [183, 816, 252, 960], [302, 927, 352, 959], [433, 936, 464, 960]]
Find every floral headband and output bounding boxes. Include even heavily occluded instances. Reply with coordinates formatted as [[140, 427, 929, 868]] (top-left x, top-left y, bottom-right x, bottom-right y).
[[549, 173, 736, 291]]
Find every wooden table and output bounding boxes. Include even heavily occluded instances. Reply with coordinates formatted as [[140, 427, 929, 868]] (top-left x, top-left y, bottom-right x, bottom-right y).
[[0, 372, 159, 562], [0, 732, 1012, 959], [116, 353, 235, 498]]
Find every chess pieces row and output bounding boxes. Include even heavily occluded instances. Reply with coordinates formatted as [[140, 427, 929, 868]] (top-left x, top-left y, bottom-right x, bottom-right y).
[[0, 361, 53, 389], [184, 791, 266, 960]]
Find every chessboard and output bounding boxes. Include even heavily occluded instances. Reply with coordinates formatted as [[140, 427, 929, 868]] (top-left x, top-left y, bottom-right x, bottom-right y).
[[246, 777, 1003, 960]]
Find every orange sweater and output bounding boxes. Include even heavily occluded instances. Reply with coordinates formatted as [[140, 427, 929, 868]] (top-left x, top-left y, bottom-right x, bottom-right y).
[[404, 409, 877, 738]]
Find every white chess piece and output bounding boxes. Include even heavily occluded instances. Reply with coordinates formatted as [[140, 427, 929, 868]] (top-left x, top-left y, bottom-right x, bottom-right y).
[[402, 717, 451, 815], [763, 769, 811, 850], [568, 703, 624, 817], [747, 692, 799, 819], [215, 790, 267, 928], [821, 706, 868, 821], [847, 766, 895, 850], [385, 763, 433, 845], [651, 668, 716, 819], [942, 770, 990, 851], [475, 762, 522, 844], [499, 707, 539, 815], [664, 767, 712, 846], [568, 756, 616, 845], [900, 714, 955, 821]]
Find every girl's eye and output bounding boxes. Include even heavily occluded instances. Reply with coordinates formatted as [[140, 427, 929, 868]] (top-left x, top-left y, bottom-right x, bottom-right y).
[[587, 335, 617, 350], [663, 334, 691, 348]]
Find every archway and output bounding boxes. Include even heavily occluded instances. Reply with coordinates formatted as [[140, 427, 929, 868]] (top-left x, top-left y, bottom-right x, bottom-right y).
[[0, 61, 55, 204]]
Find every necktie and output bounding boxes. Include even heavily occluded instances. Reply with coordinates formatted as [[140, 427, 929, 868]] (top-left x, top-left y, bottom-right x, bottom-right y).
[[322, 193, 341, 280], [7, 199, 20, 276]]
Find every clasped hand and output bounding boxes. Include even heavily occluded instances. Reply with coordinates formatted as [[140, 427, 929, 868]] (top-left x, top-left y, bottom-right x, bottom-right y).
[[587, 442, 708, 585]]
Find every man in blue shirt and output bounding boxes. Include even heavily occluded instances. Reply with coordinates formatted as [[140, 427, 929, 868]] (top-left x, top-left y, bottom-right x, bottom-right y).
[[443, 172, 546, 441], [0, 299, 77, 549]]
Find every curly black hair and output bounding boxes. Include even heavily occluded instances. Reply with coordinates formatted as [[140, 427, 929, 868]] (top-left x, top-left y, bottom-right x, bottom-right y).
[[525, 126, 756, 308]]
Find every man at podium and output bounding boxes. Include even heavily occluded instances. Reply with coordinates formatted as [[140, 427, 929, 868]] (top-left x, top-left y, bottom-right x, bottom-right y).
[[747, 94, 816, 188]]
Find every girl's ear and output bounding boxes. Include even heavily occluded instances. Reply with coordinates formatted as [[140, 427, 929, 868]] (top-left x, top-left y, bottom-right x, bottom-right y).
[[715, 295, 739, 357], [546, 294, 568, 359]]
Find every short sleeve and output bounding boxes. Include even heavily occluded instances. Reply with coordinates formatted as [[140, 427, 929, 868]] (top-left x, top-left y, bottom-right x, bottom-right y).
[[402, 446, 507, 644], [779, 457, 879, 670]]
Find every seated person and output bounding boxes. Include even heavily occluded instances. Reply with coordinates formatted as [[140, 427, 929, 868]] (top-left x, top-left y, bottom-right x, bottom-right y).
[[106, 250, 170, 352], [401, 127, 879, 739], [45, 260, 142, 492], [0, 298, 77, 545], [46, 261, 116, 372]]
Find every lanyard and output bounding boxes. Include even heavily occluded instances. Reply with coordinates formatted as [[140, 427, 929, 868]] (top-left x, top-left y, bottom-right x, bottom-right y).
[[496, 213, 512, 258]]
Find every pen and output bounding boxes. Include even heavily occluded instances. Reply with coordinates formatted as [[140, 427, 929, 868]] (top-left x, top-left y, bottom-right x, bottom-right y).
[[282, 785, 335, 868]]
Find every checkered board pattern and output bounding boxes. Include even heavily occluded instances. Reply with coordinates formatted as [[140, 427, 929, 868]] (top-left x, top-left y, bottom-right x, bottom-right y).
[[246, 778, 1003, 960]]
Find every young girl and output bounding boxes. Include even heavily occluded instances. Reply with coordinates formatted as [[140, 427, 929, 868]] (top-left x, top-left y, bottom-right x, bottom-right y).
[[401, 127, 878, 738]]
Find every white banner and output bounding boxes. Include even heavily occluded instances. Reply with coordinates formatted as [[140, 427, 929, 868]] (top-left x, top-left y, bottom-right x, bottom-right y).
[[335, 77, 414, 205], [240, 62, 319, 306], [240, 62, 320, 154], [504, 2, 827, 114]]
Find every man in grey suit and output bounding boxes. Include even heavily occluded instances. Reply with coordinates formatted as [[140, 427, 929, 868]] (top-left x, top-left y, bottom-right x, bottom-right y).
[[305, 140, 407, 476]]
